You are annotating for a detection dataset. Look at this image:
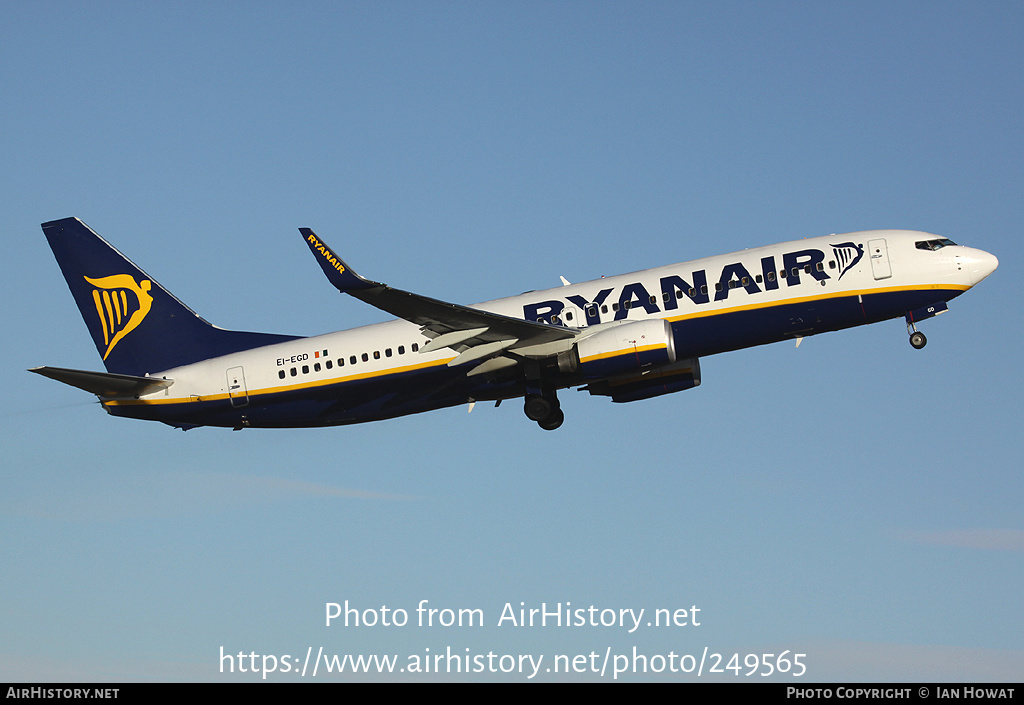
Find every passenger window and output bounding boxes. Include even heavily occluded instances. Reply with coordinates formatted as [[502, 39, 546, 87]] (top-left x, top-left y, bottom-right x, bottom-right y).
[[278, 370, 286, 379], [326, 360, 333, 370], [361, 353, 368, 362], [385, 348, 393, 357], [373, 351, 380, 360], [412, 343, 419, 352], [767, 271, 775, 282], [398, 346, 405, 354], [290, 368, 297, 377], [350, 356, 357, 365], [314, 362, 321, 372], [302, 365, 309, 374]]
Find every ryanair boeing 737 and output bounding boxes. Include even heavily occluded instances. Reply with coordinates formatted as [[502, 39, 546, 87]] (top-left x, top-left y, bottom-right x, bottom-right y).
[[31, 217, 997, 430]]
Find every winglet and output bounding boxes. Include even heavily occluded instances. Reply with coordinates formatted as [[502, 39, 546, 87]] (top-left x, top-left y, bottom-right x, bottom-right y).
[[299, 228, 378, 292]]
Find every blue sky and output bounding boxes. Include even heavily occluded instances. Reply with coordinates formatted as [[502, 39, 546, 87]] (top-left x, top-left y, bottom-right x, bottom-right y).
[[2, 1, 1022, 682]]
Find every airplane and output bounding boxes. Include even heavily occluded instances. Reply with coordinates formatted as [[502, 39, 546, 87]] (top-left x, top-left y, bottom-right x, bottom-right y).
[[30, 217, 998, 431]]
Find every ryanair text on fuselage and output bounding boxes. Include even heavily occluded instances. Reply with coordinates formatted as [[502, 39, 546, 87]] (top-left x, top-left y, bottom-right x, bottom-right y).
[[523, 244, 863, 325]]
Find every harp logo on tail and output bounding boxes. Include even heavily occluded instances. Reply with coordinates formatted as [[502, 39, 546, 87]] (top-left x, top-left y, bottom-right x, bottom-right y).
[[831, 242, 865, 280], [83, 274, 154, 359]]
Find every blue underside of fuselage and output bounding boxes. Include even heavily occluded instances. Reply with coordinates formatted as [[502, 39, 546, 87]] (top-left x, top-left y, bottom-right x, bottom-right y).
[[106, 287, 962, 429]]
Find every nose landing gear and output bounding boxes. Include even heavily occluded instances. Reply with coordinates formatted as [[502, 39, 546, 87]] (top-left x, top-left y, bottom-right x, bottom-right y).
[[904, 302, 947, 350], [907, 317, 927, 349]]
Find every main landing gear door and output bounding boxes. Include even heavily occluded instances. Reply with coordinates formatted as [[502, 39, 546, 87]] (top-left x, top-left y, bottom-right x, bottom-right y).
[[227, 366, 249, 408], [868, 238, 892, 280]]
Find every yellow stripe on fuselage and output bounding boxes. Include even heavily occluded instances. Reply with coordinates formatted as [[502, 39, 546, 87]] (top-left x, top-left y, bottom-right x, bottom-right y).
[[664, 283, 968, 323], [102, 355, 457, 406]]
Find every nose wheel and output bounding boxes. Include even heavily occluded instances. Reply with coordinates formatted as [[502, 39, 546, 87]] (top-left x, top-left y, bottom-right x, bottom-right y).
[[907, 319, 927, 349], [904, 304, 947, 350]]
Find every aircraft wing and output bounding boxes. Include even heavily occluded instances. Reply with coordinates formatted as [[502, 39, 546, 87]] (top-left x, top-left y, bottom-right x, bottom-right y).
[[300, 229, 576, 367]]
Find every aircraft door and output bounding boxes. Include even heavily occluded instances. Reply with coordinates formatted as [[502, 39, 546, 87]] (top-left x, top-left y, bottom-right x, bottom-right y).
[[868, 238, 892, 280], [557, 303, 586, 329], [227, 366, 249, 407]]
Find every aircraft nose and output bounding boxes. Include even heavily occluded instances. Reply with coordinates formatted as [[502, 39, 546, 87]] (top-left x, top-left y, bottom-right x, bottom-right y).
[[962, 248, 999, 286]]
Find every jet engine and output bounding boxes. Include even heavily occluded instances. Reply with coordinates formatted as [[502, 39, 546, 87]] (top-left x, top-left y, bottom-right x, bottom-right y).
[[556, 318, 677, 379]]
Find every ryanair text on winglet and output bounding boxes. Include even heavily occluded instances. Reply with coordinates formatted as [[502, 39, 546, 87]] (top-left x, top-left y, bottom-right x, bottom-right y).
[[307, 233, 346, 274]]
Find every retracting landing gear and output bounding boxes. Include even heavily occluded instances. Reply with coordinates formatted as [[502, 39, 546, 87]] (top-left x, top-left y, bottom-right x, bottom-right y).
[[905, 302, 947, 350], [524, 392, 563, 430], [907, 320, 927, 349], [520, 358, 564, 430]]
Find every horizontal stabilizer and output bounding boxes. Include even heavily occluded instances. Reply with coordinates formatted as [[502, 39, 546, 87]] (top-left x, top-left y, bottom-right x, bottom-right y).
[[29, 366, 173, 398]]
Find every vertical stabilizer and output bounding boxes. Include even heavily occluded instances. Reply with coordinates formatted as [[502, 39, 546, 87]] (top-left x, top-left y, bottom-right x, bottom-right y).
[[41, 218, 300, 376]]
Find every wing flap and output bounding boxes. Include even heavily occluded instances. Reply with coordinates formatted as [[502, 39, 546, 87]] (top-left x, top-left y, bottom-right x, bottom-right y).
[[419, 327, 489, 353], [447, 338, 519, 367]]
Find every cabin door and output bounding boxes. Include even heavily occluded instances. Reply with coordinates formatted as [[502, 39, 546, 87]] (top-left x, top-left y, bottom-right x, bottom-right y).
[[227, 366, 249, 408], [559, 303, 586, 329], [868, 238, 892, 280]]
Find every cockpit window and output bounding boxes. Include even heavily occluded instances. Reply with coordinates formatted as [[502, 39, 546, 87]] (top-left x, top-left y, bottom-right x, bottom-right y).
[[915, 238, 958, 251]]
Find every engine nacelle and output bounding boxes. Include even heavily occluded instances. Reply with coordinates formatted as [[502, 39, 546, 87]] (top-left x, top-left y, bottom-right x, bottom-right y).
[[586, 357, 701, 403], [566, 319, 677, 380]]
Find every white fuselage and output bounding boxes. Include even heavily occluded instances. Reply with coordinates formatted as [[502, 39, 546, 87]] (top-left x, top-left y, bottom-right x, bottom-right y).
[[104, 229, 997, 428]]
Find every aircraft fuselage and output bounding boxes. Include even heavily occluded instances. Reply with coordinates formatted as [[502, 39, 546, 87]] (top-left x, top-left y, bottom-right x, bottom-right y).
[[91, 229, 996, 430]]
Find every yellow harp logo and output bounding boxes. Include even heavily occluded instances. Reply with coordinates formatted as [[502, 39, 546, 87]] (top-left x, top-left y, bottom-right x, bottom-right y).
[[84, 275, 154, 360]]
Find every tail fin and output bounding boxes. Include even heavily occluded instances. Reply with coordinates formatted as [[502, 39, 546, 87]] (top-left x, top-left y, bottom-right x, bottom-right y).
[[41, 218, 300, 376]]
